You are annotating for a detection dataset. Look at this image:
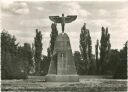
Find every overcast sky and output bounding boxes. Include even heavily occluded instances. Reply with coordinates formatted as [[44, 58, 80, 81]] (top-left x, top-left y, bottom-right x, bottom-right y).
[[1, 1, 128, 55]]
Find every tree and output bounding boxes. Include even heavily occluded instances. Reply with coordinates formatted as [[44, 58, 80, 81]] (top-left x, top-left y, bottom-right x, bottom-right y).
[[88, 30, 92, 61], [40, 55, 50, 75], [21, 43, 33, 74], [47, 47, 51, 61], [44, 23, 58, 75], [99, 27, 111, 74], [29, 43, 35, 74], [79, 23, 92, 74], [40, 48, 51, 76], [34, 29, 43, 75], [74, 51, 86, 75], [49, 23, 58, 56], [95, 39, 99, 74], [114, 42, 127, 79], [1, 29, 27, 79], [107, 49, 120, 75], [74, 51, 81, 74], [17, 43, 33, 75], [46, 47, 51, 73]]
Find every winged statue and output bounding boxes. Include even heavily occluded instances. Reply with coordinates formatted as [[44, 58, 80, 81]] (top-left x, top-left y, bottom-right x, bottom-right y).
[[49, 14, 77, 33]]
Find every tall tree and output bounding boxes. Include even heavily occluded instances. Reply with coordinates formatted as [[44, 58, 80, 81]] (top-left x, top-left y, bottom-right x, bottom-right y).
[[49, 23, 58, 56], [46, 23, 58, 74], [79, 23, 92, 74], [99, 27, 111, 74], [87, 29, 93, 74], [95, 39, 99, 74], [88, 30, 92, 60], [34, 29, 43, 75]]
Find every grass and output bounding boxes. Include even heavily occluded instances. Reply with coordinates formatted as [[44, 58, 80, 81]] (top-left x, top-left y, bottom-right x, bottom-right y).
[[1, 76, 127, 92]]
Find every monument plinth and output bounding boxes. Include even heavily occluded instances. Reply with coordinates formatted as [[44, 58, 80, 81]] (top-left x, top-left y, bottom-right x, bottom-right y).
[[46, 33, 78, 82], [46, 14, 79, 82]]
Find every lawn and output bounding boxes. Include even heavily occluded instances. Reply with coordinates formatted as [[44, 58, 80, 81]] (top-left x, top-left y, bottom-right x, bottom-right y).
[[1, 76, 127, 92]]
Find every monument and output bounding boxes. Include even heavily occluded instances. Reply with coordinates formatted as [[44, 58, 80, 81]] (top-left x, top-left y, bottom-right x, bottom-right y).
[[46, 14, 79, 82]]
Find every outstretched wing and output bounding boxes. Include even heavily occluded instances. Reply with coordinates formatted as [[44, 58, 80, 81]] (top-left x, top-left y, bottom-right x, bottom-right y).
[[65, 15, 77, 23], [49, 16, 61, 23]]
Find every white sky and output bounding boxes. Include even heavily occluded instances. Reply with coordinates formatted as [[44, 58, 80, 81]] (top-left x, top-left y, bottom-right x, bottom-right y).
[[1, 0, 128, 55]]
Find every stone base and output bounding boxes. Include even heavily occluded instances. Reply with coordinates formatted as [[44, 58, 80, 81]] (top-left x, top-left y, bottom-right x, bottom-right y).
[[46, 74, 79, 82]]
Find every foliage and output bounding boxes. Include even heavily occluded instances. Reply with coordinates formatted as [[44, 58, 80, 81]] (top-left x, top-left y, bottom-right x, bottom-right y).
[[107, 49, 120, 75], [49, 23, 58, 55], [34, 29, 43, 75], [40, 55, 50, 75], [1, 30, 30, 79], [99, 27, 111, 74], [95, 39, 99, 74], [113, 42, 127, 79], [18, 43, 33, 74], [79, 23, 93, 74], [74, 51, 85, 75]]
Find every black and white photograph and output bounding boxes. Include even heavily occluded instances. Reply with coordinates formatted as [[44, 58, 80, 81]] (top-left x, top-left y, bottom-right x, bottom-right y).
[[1, 0, 128, 91]]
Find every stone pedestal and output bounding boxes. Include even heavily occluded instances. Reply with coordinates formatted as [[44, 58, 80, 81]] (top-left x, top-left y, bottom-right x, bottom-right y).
[[46, 75, 79, 82], [46, 33, 79, 82]]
